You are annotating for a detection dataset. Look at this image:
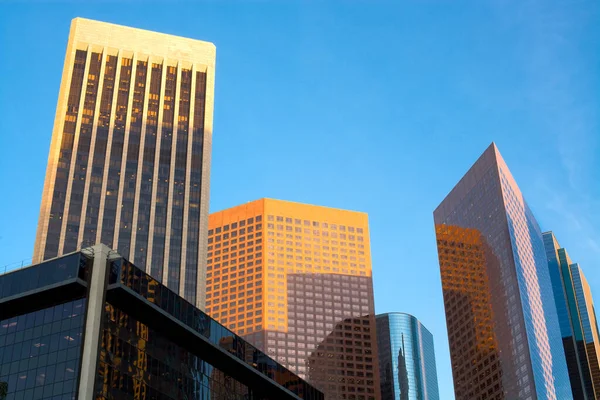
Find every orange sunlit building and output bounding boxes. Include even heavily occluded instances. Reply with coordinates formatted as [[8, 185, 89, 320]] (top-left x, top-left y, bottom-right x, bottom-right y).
[[206, 198, 381, 400]]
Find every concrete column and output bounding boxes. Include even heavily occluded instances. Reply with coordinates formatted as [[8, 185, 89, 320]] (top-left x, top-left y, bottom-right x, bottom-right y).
[[77, 243, 111, 399]]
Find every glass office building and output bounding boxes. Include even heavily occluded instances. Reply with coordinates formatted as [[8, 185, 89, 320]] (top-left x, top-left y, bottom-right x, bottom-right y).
[[544, 231, 600, 399], [0, 244, 322, 400], [33, 18, 216, 308], [434, 143, 572, 400], [376, 313, 439, 400]]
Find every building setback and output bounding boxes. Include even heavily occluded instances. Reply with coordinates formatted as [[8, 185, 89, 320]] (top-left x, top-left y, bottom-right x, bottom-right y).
[[33, 18, 215, 308], [0, 244, 323, 400], [206, 198, 381, 399], [544, 231, 600, 399], [433, 143, 572, 400], [376, 313, 439, 400]]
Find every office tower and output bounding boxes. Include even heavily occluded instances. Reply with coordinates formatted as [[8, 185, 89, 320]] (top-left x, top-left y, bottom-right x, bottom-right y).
[[376, 313, 440, 400], [0, 244, 323, 400], [434, 143, 572, 400], [33, 18, 215, 308], [206, 198, 381, 399], [544, 231, 600, 399]]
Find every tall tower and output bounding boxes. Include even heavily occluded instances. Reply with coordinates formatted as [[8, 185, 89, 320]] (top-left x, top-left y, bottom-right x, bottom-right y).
[[544, 231, 600, 399], [376, 313, 440, 400], [206, 198, 381, 399], [434, 143, 572, 400], [33, 18, 215, 308]]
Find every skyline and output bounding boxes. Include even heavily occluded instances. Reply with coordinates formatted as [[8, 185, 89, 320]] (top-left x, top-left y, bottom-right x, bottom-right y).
[[0, 2, 598, 399]]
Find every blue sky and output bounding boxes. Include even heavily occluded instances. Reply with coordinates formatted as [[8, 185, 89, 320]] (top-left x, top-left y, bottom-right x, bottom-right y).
[[0, 1, 598, 398]]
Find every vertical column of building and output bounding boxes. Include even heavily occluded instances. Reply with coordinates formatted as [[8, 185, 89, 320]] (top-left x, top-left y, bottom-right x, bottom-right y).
[[179, 65, 197, 300], [38, 47, 88, 261], [79, 50, 118, 249], [60, 49, 103, 254], [187, 69, 208, 307], [166, 64, 192, 296], [56, 48, 93, 255], [95, 52, 122, 248], [129, 55, 154, 268], [162, 63, 183, 291], [151, 63, 177, 286], [120, 57, 149, 261], [114, 55, 142, 257], [196, 66, 213, 310], [98, 54, 133, 248], [146, 60, 168, 281], [133, 60, 162, 272]]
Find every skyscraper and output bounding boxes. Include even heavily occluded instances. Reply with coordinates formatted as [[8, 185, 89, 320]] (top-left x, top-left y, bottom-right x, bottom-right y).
[[376, 313, 440, 400], [544, 231, 600, 399], [33, 18, 215, 308], [206, 198, 381, 399], [434, 143, 572, 400]]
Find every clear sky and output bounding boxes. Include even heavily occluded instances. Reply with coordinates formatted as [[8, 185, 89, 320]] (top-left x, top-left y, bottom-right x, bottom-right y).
[[0, 1, 598, 398]]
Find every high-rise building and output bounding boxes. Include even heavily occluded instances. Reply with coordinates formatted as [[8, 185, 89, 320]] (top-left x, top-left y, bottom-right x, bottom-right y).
[[0, 244, 323, 400], [206, 198, 381, 399], [376, 313, 439, 400], [33, 18, 215, 308], [433, 143, 572, 400], [544, 231, 600, 399]]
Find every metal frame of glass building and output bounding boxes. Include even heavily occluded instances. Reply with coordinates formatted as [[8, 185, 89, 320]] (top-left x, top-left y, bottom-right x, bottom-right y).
[[0, 244, 323, 400], [544, 231, 600, 399], [434, 143, 572, 400], [376, 313, 439, 400]]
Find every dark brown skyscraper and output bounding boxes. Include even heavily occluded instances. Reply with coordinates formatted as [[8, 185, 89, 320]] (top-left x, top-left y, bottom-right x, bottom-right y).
[[33, 18, 215, 308]]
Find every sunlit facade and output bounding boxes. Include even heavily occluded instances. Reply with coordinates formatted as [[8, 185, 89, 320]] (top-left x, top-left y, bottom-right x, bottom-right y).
[[544, 231, 600, 399], [206, 198, 381, 399], [434, 143, 572, 400], [0, 244, 322, 400], [376, 313, 439, 400], [33, 18, 215, 308]]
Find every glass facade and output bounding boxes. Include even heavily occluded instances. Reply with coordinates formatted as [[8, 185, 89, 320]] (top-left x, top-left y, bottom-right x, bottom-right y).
[[34, 18, 215, 310], [544, 231, 600, 398], [97, 302, 267, 399], [112, 257, 322, 399], [206, 199, 380, 400], [376, 313, 439, 400], [434, 143, 572, 400], [1, 246, 322, 400], [0, 299, 86, 400]]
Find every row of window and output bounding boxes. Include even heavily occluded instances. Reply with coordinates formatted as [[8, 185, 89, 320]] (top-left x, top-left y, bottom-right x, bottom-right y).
[[266, 216, 364, 233]]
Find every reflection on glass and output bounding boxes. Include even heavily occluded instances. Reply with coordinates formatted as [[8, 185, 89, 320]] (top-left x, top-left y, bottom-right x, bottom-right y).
[[0, 299, 86, 399], [112, 257, 320, 399], [44, 49, 87, 259], [434, 144, 572, 400]]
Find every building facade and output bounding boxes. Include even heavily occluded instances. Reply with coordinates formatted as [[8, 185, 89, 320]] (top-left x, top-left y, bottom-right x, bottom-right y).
[[206, 198, 381, 399], [0, 244, 322, 400], [33, 18, 215, 308], [544, 231, 600, 399], [376, 313, 439, 400], [433, 143, 572, 400]]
